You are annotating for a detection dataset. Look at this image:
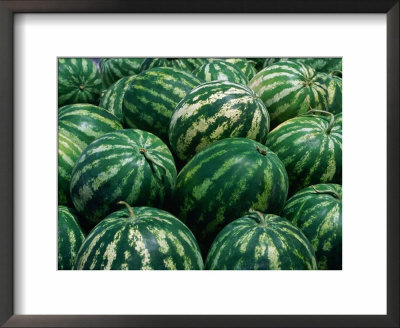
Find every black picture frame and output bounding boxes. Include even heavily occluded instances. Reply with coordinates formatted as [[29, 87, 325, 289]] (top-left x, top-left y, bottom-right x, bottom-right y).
[[0, 1, 398, 327]]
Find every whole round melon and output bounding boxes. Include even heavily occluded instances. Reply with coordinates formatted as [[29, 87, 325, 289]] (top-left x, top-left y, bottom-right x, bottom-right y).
[[315, 73, 342, 114], [266, 110, 342, 195], [58, 206, 85, 270], [169, 80, 270, 162], [74, 203, 204, 270], [58, 104, 123, 205], [205, 211, 317, 270], [225, 58, 257, 80], [283, 184, 342, 270], [122, 67, 203, 141], [99, 75, 136, 122], [174, 137, 289, 255], [249, 60, 328, 127], [192, 59, 248, 85], [140, 58, 208, 73], [100, 58, 143, 88], [70, 129, 177, 227], [58, 58, 102, 107]]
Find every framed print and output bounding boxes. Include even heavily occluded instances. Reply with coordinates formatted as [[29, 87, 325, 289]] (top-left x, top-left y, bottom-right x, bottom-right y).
[[0, 0, 399, 327]]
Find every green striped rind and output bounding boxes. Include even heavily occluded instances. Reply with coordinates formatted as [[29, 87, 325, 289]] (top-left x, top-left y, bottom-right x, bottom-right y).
[[99, 58, 143, 88], [262, 58, 282, 68], [174, 137, 289, 255], [193, 60, 248, 85], [225, 58, 257, 80], [333, 113, 342, 130], [58, 206, 85, 270], [99, 75, 136, 122], [315, 73, 342, 114], [58, 132, 84, 205], [58, 58, 102, 107], [296, 58, 342, 75], [140, 58, 208, 73], [122, 67, 203, 141], [58, 104, 123, 146], [263, 58, 342, 75], [70, 129, 177, 227], [247, 58, 266, 71], [266, 113, 342, 195], [58, 104, 122, 205], [74, 206, 204, 270], [283, 184, 342, 269], [169, 80, 270, 162], [249, 60, 329, 127], [205, 211, 317, 270]]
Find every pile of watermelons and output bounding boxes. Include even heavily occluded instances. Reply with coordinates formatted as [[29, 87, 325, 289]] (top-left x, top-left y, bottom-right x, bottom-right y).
[[58, 57, 342, 270]]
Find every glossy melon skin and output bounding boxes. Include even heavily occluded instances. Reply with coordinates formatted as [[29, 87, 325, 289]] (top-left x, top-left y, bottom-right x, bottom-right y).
[[58, 58, 102, 107], [249, 60, 328, 127], [99, 58, 143, 88], [205, 211, 317, 270], [168, 80, 270, 162], [58, 206, 85, 270], [266, 112, 342, 195], [70, 129, 177, 228], [174, 137, 289, 256], [122, 67, 203, 141], [283, 184, 342, 270], [74, 206, 204, 270], [58, 104, 123, 205]]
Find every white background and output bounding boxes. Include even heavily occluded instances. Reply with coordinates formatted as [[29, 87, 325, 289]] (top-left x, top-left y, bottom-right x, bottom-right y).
[[14, 14, 387, 315]]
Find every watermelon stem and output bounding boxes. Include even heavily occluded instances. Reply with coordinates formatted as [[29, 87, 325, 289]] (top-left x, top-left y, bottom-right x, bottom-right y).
[[330, 70, 342, 77], [140, 148, 167, 182], [256, 145, 267, 156], [307, 109, 334, 134], [312, 185, 341, 200], [117, 201, 135, 218], [248, 208, 265, 224]]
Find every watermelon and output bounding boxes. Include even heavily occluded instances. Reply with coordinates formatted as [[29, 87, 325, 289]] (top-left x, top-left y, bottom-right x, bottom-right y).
[[58, 58, 102, 107], [296, 58, 342, 75], [266, 110, 342, 195], [140, 58, 208, 73], [224, 58, 257, 80], [249, 60, 328, 127], [193, 59, 248, 85], [174, 137, 288, 255], [262, 58, 281, 68], [263, 58, 342, 75], [247, 58, 266, 71], [205, 210, 317, 270], [283, 184, 342, 270], [315, 73, 342, 114], [99, 58, 143, 88], [58, 132, 85, 206], [58, 104, 123, 205], [122, 67, 203, 141], [169, 80, 270, 162], [74, 203, 203, 270], [99, 75, 136, 122], [58, 206, 85, 270], [70, 129, 177, 227], [334, 112, 342, 129]]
